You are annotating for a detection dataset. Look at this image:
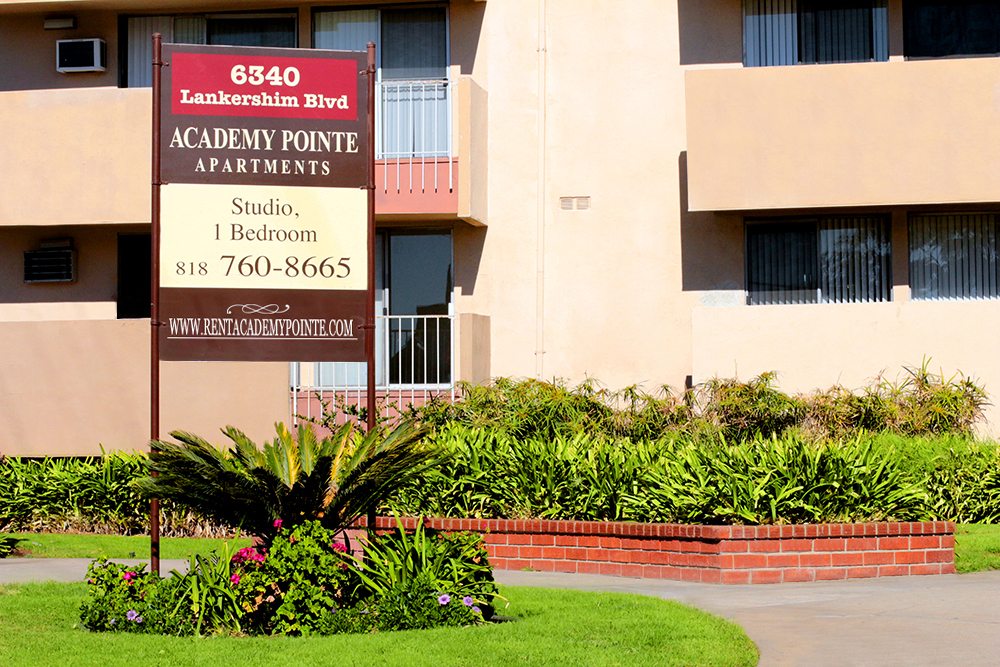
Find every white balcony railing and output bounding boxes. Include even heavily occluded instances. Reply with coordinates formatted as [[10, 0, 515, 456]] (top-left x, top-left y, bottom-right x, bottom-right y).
[[290, 314, 455, 421], [377, 79, 454, 193]]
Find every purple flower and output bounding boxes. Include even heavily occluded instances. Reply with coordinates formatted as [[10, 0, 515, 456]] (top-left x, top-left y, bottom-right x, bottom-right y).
[[462, 596, 474, 607], [126, 610, 138, 621], [109, 618, 116, 625], [437, 594, 451, 605], [136, 616, 143, 624], [472, 606, 481, 614]]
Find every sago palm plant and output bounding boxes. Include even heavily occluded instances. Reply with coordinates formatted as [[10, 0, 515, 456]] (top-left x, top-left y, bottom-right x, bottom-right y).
[[136, 420, 437, 544]]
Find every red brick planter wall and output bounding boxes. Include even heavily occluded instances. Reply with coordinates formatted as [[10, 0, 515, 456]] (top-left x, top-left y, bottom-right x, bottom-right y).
[[356, 517, 956, 585]]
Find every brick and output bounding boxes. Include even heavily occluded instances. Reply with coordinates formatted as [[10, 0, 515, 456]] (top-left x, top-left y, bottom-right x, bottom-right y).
[[878, 537, 910, 550], [910, 536, 940, 549], [799, 553, 833, 568], [780, 539, 813, 552], [733, 554, 768, 569], [894, 550, 926, 565], [751, 569, 783, 584], [767, 554, 801, 568], [679, 540, 702, 553], [831, 552, 865, 567], [649, 551, 673, 566], [878, 565, 909, 577], [926, 549, 955, 564], [554, 535, 578, 547], [720, 540, 749, 553], [642, 565, 664, 579], [748, 540, 781, 553], [941, 535, 956, 549], [700, 569, 722, 584], [846, 538, 877, 551], [609, 550, 631, 563], [681, 568, 702, 582], [482, 533, 507, 545], [782, 568, 816, 582], [846, 566, 878, 579], [531, 534, 555, 547], [492, 546, 520, 559], [941, 563, 957, 574], [577, 561, 601, 575], [813, 538, 846, 552], [565, 548, 588, 561], [722, 570, 752, 585], [630, 550, 654, 565], [909, 564, 943, 576], [815, 567, 848, 581], [622, 538, 646, 550], [668, 553, 692, 567], [530, 560, 555, 572], [553, 560, 577, 573], [541, 547, 565, 560], [599, 563, 623, 577], [719, 554, 735, 569], [508, 534, 532, 545], [491, 558, 507, 569], [587, 549, 612, 562], [600, 537, 622, 549], [507, 559, 531, 571], [577, 536, 601, 548], [621, 563, 644, 578], [519, 546, 543, 559], [804, 525, 819, 538], [863, 551, 895, 566]]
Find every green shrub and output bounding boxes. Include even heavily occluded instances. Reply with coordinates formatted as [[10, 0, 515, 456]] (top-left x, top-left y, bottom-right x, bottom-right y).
[[0, 535, 25, 557], [701, 373, 806, 441]]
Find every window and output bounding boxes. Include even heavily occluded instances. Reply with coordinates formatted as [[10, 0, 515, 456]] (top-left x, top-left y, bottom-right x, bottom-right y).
[[904, 1, 1000, 59], [122, 13, 297, 87], [744, 0, 889, 66], [746, 216, 891, 305], [314, 6, 449, 159], [909, 213, 1000, 300], [315, 231, 453, 388], [117, 233, 150, 319]]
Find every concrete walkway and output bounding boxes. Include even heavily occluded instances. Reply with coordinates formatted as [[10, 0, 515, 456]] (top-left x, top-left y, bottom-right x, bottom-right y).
[[494, 570, 1000, 667], [3, 559, 998, 666]]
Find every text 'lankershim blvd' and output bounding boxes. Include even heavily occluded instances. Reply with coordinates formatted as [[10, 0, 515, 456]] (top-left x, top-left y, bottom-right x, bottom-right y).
[[178, 89, 350, 110]]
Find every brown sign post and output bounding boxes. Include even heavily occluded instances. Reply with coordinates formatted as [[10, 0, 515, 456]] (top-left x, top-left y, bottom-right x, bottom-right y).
[[150, 37, 374, 573]]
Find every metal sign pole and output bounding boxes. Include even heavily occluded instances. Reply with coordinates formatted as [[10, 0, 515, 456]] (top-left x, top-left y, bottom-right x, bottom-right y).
[[150, 32, 163, 577], [365, 42, 377, 537]]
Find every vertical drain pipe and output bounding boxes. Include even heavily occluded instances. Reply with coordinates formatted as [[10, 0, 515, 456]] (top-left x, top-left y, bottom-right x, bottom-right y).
[[535, 0, 547, 379]]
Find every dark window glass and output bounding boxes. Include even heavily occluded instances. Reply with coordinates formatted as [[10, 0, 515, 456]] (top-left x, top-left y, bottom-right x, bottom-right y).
[[381, 7, 447, 79], [909, 213, 1000, 299], [208, 16, 296, 48], [117, 234, 151, 319], [800, 0, 875, 63], [905, 1, 1000, 58], [747, 222, 819, 304]]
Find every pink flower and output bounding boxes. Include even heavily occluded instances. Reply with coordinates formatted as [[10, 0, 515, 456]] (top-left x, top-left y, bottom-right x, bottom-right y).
[[273, 519, 283, 528], [122, 572, 137, 582], [230, 574, 241, 585], [330, 542, 347, 553]]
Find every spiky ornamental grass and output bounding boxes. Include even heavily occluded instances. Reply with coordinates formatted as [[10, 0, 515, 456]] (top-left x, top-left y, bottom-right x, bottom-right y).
[[136, 420, 440, 544]]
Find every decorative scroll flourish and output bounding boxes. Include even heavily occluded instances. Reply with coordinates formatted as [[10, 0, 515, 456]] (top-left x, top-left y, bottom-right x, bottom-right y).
[[226, 304, 291, 315]]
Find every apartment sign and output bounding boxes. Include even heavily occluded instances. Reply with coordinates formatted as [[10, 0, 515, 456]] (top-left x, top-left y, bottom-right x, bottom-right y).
[[158, 43, 368, 362]]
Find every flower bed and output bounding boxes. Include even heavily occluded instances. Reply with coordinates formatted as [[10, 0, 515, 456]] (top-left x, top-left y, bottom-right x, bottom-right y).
[[357, 517, 956, 585]]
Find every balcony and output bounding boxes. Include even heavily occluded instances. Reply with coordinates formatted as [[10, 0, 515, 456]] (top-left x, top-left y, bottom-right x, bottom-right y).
[[684, 58, 1000, 212], [0, 76, 486, 226]]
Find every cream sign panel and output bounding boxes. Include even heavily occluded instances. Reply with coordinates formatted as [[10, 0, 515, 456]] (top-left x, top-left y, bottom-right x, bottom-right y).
[[160, 183, 366, 291]]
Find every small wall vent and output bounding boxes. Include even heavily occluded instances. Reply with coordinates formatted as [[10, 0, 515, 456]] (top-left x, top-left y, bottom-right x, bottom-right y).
[[559, 196, 591, 211], [56, 38, 106, 73], [25, 239, 76, 283]]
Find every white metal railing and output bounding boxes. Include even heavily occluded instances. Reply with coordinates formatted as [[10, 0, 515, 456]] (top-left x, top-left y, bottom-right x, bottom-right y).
[[377, 79, 453, 194], [290, 314, 455, 422]]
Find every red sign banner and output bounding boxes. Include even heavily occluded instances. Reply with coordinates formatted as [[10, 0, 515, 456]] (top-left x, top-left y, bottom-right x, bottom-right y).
[[170, 52, 359, 120]]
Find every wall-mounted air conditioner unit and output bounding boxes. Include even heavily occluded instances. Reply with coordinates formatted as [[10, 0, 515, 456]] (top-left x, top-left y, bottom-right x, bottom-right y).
[[56, 38, 106, 73]]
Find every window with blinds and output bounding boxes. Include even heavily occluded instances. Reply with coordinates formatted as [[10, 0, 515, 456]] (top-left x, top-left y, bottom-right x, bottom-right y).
[[123, 14, 296, 87], [743, 0, 889, 66], [905, 1, 1000, 59], [746, 216, 891, 305], [909, 213, 1000, 301]]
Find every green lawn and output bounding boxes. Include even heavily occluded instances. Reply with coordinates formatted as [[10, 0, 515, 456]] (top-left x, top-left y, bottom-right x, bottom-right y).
[[0, 582, 757, 667], [955, 524, 1000, 574], [1, 533, 250, 560]]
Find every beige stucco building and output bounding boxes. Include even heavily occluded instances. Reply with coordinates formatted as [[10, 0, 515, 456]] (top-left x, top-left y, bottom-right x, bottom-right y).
[[3, 0, 1000, 456]]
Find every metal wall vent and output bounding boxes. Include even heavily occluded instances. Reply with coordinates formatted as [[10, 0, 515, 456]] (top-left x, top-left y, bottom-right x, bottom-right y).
[[559, 196, 591, 211], [24, 239, 76, 283]]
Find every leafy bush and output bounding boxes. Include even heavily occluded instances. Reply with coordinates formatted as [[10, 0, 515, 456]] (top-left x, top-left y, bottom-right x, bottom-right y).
[[701, 373, 807, 441], [0, 535, 26, 557], [394, 426, 933, 525], [79, 520, 494, 637], [136, 420, 438, 544]]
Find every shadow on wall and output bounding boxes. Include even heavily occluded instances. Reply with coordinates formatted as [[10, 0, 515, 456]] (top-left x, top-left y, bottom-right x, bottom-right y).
[[452, 1, 486, 76], [454, 224, 487, 296], [678, 0, 743, 66], [678, 151, 744, 294]]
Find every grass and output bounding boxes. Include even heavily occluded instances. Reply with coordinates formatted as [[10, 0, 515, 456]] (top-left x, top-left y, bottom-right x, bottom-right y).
[[0, 533, 250, 560], [0, 582, 757, 667], [955, 524, 1000, 573]]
